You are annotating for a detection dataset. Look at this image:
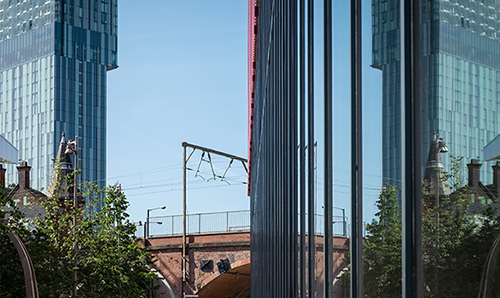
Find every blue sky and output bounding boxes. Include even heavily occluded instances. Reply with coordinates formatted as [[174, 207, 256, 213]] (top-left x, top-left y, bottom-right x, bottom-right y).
[[106, 1, 383, 225], [107, 1, 250, 222]]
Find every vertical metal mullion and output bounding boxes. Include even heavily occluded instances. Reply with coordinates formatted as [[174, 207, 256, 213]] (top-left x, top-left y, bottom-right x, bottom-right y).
[[278, 2, 284, 295], [287, 1, 292, 295], [274, 37, 279, 297], [274, 14, 280, 295], [270, 4, 276, 296], [401, 2, 413, 296], [274, 62, 278, 298], [269, 16, 273, 294], [275, 5, 281, 294], [299, 0, 306, 294], [266, 32, 272, 296], [413, 0, 423, 296], [283, 1, 290, 295], [350, 0, 363, 296], [401, 0, 422, 296], [307, 0, 316, 295], [291, 0, 299, 295], [324, 0, 334, 296], [267, 10, 273, 291]]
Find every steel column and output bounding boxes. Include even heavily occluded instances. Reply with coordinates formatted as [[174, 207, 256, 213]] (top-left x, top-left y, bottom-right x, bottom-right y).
[[290, 0, 299, 296], [350, 0, 363, 296], [299, 0, 306, 294], [249, 0, 317, 296], [401, 0, 423, 296], [324, 0, 334, 295], [307, 0, 316, 295]]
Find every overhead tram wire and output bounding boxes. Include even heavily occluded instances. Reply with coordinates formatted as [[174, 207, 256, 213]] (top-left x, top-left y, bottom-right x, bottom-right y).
[[102, 159, 247, 188], [122, 176, 248, 192], [99, 164, 181, 184], [124, 183, 247, 197]]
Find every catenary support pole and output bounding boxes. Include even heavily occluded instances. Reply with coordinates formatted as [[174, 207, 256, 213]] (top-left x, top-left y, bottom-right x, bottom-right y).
[[180, 141, 247, 296], [182, 143, 187, 296]]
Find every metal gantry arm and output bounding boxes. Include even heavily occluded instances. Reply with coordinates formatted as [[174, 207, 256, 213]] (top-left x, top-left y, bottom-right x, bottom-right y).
[[182, 142, 249, 165]]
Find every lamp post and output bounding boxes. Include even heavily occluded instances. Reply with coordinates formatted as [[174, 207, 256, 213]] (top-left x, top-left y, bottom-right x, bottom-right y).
[[333, 206, 347, 237], [145, 206, 166, 241], [64, 136, 78, 297]]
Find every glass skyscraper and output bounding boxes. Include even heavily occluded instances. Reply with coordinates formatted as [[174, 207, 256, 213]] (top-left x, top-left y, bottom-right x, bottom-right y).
[[373, 0, 500, 186], [0, 0, 117, 191]]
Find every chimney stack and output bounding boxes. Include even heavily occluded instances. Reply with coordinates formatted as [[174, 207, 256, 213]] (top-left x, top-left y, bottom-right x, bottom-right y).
[[0, 164, 5, 187], [467, 159, 482, 187], [17, 161, 31, 189], [492, 161, 500, 196]]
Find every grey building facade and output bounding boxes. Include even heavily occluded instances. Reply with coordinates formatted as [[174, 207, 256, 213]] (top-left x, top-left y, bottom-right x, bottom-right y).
[[0, 0, 117, 190], [373, 0, 500, 186]]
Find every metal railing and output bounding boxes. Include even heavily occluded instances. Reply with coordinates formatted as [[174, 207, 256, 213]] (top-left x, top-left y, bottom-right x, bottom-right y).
[[140, 210, 250, 238], [137, 209, 362, 238]]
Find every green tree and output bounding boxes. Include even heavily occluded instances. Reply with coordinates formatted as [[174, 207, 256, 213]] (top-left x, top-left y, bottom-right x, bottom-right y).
[[363, 184, 401, 298], [1, 180, 158, 297], [74, 184, 157, 297], [420, 155, 500, 297], [361, 156, 500, 298], [0, 185, 32, 297], [422, 194, 500, 297]]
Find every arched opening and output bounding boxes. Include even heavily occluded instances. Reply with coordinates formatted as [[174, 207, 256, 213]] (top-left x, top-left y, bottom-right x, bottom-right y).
[[196, 263, 250, 298]]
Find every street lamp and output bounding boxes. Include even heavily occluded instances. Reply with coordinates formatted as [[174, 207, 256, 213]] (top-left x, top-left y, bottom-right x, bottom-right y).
[[333, 206, 347, 237], [64, 136, 79, 298], [145, 206, 167, 240]]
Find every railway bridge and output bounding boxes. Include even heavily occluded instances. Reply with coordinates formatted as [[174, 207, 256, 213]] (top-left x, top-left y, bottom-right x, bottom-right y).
[[139, 210, 349, 298]]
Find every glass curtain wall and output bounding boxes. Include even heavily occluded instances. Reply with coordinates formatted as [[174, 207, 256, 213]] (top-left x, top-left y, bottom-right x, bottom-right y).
[[249, 0, 325, 296], [250, 0, 500, 297], [0, 0, 117, 193], [368, 0, 500, 297], [249, 0, 344, 296]]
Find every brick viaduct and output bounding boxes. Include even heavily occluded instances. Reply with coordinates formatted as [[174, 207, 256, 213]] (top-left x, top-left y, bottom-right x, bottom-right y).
[[144, 232, 349, 298]]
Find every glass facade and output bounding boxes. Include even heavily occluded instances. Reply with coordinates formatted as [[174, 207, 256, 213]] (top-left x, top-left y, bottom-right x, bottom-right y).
[[0, 0, 117, 191], [373, 0, 500, 187]]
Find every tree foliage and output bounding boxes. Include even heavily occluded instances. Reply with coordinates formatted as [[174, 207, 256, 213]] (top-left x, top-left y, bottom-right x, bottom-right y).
[[363, 184, 402, 298], [362, 157, 500, 298], [0, 185, 30, 297], [0, 180, 157, 297]]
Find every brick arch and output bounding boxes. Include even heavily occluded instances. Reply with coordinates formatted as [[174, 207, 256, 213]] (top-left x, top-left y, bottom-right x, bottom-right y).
[[145, 232, 250, 297]]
